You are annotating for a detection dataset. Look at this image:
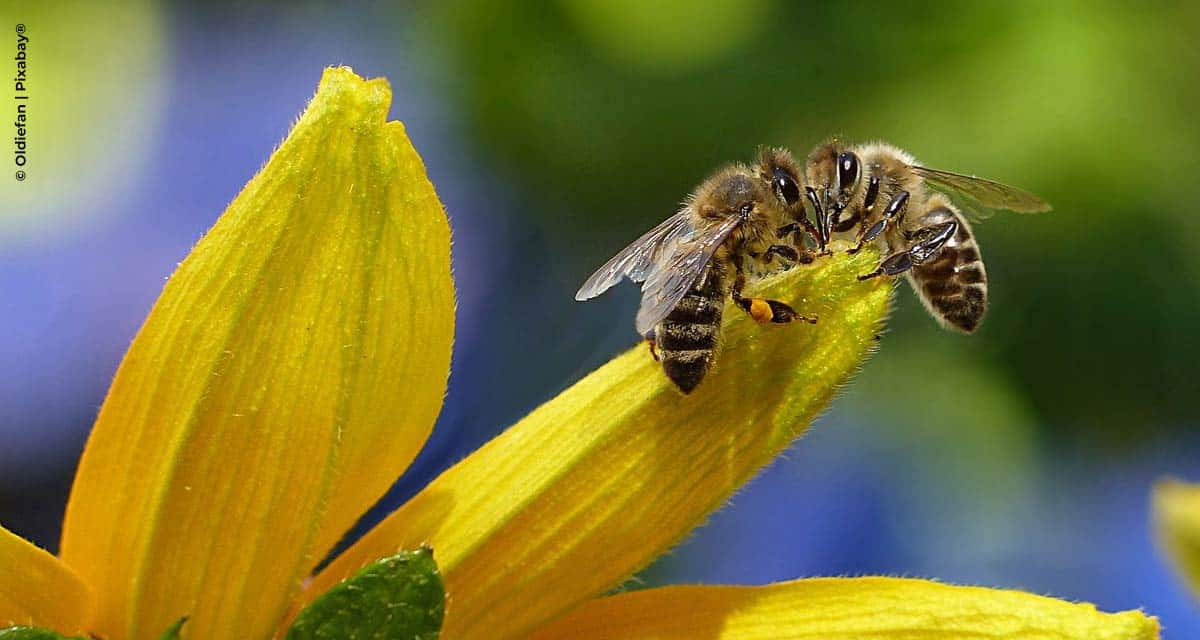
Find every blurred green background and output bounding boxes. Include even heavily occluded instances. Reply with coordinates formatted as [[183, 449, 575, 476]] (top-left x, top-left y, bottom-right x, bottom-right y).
[[461, 0, 1200, 441], [1, 0, 1197, 635]]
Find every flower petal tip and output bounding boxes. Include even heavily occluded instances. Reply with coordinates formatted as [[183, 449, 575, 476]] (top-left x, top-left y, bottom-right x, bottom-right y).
[[314, 66, 392, 122], [0, 525, 93, 636], [307, 247, 892, 639], [529, 577, 1160, 640], [1153, 477, 1200, 602], [61, 65, 454, 640]]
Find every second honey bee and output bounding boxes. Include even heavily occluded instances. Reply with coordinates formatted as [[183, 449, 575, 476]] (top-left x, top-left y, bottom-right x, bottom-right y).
[[576, 148, 818, 393], [805, 140, 1051, 332]]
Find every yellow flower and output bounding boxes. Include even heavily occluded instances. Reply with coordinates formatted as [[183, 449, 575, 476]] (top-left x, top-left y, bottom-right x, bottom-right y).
[[0, 67, 1159, 640], [1154, 479, 1200, 602]]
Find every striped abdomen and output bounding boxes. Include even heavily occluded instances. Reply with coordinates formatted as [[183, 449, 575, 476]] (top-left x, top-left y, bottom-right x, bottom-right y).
[[907, 208, 988, 333], [656, 263, 727, 393]]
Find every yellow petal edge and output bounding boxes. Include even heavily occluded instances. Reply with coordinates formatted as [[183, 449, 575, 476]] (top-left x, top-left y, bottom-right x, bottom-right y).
[[301, 242, 891, 639], [1153, 478, 1200, 602], [0, 524, 93, 634], [60, 66, 454, 640], [531, 577, 1159, 640]]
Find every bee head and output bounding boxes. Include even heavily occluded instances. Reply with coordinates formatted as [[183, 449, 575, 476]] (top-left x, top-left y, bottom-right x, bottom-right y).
[[804, 139, 842, 179], [703, 172, 757, 218], [836, 151, 861, 195], [756, 147, 804, 210], [803, 139, 860, 246]]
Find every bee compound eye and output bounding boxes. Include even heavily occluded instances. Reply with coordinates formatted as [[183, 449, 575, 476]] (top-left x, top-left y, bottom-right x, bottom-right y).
[[772, 169, 801, 206], [837, 152, 860, 191]]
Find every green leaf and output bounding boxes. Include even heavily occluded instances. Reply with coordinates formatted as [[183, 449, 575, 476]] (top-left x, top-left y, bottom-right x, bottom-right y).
[[286, 546, 445, 640], [0, 626, 86, 640], [156, 617, 188, 640]]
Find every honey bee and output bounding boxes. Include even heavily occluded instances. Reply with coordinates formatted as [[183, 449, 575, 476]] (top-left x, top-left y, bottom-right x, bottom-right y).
[[804, 140, 1051, 332], [576, 148, 819, 393]]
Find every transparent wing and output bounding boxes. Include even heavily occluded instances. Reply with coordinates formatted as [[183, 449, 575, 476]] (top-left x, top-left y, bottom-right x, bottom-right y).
[[634, 214, 742, 335], [575, 211, 695, 301], [912, 165, 1051, 221]]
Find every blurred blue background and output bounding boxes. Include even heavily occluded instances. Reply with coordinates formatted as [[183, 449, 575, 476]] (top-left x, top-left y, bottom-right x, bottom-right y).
[[2, 0, 1198, 635]]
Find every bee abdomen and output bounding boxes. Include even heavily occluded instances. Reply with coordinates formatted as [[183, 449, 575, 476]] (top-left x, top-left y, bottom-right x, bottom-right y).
[[658, 320, 719, 351], [910, 220, 988, 333], [661, 346, 716, 393], [657, 270, 726, 393], [667, 290, 722, 325]]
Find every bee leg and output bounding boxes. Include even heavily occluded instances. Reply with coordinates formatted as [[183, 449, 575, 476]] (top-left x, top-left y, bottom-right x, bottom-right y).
[[804, 187, 832, 254], [730, 257, 817, 324], [764, 244, 797, 262], [853, 203, 875, 249], [832, 208, 860, 233], [906, 219, 958, 263], [777, 219, 821, 253], [764, 244, 815, 266], [644, 330, 660, 361], [736, 297, 817, 324], [774, 223, 795, 252], [829, 198, 856, 237], [857, 252, 911, 281], [857, 219, 956, 281], [847, 218, 887, 255], [732, 291, 814, 324], [822, 186, 837, 240], [775, 222, 802, 245], [849, 190, 909, 255], [853, 175, 881, 240]]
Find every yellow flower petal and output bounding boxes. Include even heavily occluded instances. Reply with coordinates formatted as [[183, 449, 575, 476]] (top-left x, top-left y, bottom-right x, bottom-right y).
[[530, 577, 1159, 640], [59, 67, 454, 640], [302, 243, 891, 639], [0, 524, 92, 634], [1153, 478, 1200, 601]]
